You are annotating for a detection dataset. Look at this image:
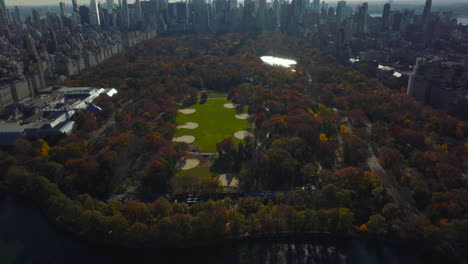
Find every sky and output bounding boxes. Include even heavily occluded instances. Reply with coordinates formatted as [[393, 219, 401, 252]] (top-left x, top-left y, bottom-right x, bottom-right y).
[[4, 0, 468, 7]]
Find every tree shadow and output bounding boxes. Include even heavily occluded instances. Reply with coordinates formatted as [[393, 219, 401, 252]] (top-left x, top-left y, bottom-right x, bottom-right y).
[[210, 157, 230, 174]]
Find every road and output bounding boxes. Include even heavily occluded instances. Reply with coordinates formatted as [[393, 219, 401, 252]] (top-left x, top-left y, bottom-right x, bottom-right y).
[[365, 124, 421, 218]]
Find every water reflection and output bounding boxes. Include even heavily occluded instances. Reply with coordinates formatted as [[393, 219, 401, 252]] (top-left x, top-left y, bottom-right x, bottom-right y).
[[261, 56, 297, 68]]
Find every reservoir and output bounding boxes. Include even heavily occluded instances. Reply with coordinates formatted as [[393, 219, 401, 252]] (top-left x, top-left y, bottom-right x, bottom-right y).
[[261, 56, 297, 68]]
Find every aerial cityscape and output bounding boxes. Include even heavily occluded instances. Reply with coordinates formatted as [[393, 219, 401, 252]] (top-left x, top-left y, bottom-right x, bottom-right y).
[[0, 0, 467, 263]]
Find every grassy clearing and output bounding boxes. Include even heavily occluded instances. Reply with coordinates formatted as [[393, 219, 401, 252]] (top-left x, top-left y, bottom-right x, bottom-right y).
[[172, 167, 219, 193], [208, 92, 229, 99], [175, 96, 249, 152]]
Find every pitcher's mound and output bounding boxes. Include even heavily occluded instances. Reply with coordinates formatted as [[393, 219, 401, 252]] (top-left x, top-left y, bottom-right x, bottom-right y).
[[178, 109, 196, 114], [235, 114, 251, 120], [234, 131, 253, 139], [177, 159, 200, 170], [177, 122, 199, 129], [223, 103, 237, 109], [172, 135, 196, 143]]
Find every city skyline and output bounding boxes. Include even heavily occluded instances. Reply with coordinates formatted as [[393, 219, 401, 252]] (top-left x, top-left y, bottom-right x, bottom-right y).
[[4, 0, 468, 7]]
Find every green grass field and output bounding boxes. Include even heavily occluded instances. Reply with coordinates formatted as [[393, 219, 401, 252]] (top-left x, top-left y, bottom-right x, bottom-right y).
[[172, 167, 219, 193], [175, 97, 249, 152], [176, 167, 216, 178]]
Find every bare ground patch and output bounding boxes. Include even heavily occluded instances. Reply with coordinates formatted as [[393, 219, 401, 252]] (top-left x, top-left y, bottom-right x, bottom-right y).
[[178, 109, 196, 114], [176, 158, 200, 170], [235, 114, 251, 120], [234, 131, 253, 139], [172, 135, 196, 143], [176, 122, 199, 129], [223, 103, 237, 109]]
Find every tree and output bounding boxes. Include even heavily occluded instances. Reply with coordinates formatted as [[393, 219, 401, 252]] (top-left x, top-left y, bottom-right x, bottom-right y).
[[153, 217, 177, 242], [152, 198, 173, 219], [381, 203, 400, 221], [35, 139, 51, 157], [77, 112, 98, 134], [14, 138, 33, 157], [216, 138, 235, 155], [337, 208, 354, 233], [227, 210, 245, 235], [94, 94, 115, 119], [367, 214, 388, 235], [237, 197, 262, 215], [301, 163, 320, 185], [122, 200, 146, 223], [143, 160, 174, 193], [378, 147, 403, 172], [170, 213, 193, 241]]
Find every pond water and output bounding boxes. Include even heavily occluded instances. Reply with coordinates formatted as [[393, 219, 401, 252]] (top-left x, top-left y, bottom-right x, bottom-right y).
[[0, 196, 454, 264], [261, 56, 297, 68]]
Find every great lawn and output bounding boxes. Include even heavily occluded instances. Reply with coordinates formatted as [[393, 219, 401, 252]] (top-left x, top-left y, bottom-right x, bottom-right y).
[[175, 97, 249, 152]]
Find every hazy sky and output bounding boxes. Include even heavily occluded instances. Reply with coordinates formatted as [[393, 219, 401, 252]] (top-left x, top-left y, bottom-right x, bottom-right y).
[[5, 0, 468, 7]]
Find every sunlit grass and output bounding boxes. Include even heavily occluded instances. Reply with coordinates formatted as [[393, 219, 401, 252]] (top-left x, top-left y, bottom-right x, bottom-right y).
[[175, 95, 249, 152]]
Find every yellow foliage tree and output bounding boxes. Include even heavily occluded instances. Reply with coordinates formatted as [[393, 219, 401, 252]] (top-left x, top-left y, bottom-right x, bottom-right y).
[[319, 133, 329, 141], [340, 125, 348, 134], [356, 224, 368, 232], [37, 139, 50, 157], [435, 144, 448, 155]]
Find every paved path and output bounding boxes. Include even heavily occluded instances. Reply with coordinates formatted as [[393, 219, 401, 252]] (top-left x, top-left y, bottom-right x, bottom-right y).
[[365, 124, 421, 217]]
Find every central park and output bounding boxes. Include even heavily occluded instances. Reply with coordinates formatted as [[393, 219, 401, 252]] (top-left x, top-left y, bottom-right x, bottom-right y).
[[1, 32, 466, 261]]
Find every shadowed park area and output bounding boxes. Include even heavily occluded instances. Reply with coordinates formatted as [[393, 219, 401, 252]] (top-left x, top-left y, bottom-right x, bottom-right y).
[[172, 167, 219, 193], [175, 96, 250, 152]]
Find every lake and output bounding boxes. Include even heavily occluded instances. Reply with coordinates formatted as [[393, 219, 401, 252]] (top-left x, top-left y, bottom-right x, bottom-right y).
[[261, 56, 297, 68], [0, 196, 454, 264]]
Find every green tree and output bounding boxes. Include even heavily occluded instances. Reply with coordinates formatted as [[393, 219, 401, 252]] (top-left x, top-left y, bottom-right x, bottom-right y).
[[237, 197, 263, 215], [367, 214, 388, 236]]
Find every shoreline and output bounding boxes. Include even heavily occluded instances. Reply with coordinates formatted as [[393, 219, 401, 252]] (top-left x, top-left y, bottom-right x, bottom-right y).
[[15, 195, 454, 262]]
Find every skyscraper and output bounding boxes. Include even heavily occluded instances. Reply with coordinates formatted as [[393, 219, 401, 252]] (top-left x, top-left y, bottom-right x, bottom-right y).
[[135, 0, 142, 23], [357, 2, 368, 34], [107, 0, 115, 10], [13, 6, 21, 24], [336, 1, 346, 23], [382, 3, 390, 31], [122, 0, 129, 27], [312, 0, 320, 13], [422, 0, 432, 26], [90, 0, 101, 25], [0, 0, 5, 13], [32, 9, 41, 29], [72, 0, 78, 12], [59, 2, 67, 17], [79, 6, 91, 24], [0, 5, 7, 26], [0, 0, 9, 26]]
